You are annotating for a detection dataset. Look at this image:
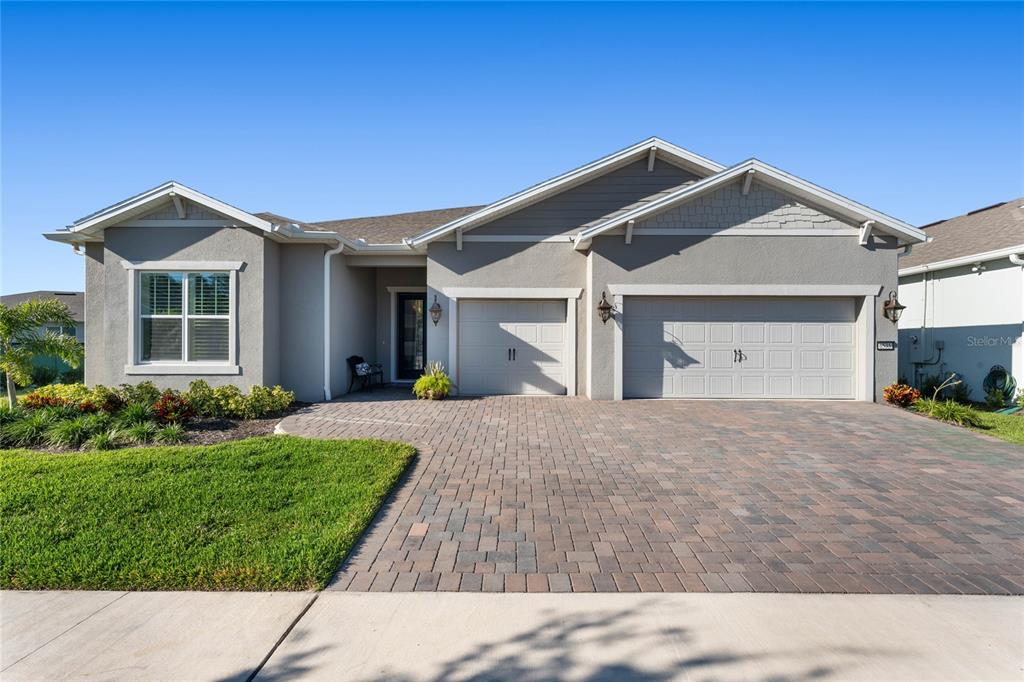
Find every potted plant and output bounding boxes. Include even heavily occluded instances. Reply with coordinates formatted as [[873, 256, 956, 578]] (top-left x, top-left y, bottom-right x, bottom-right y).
[[413, 362, 452, 400]]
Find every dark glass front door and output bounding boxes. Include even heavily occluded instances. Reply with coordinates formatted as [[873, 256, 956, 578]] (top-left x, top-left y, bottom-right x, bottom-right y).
[[397, 293, 426, 380]]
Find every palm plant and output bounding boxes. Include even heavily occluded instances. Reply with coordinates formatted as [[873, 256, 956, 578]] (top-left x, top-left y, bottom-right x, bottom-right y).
[[0, 299, 83, 407]]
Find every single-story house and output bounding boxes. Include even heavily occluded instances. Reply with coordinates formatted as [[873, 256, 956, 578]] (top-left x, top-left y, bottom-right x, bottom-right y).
[[44, 138, 926, 403], [897, 198, 1023, 397], [0, 290, 85, 375]]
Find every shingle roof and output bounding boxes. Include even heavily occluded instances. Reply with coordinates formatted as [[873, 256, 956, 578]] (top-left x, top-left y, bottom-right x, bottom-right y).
[[1, 291, 84, 321], [254, 206, 484, 245], [899, 199, 1024, 269]]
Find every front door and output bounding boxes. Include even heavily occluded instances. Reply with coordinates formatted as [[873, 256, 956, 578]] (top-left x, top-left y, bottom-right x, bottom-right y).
[[396, 292, 426, 380]]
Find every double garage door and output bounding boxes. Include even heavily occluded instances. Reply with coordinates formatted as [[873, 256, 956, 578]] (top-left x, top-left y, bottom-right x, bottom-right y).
[[458, 300, 568, 395], [623, 297, 857, 399]]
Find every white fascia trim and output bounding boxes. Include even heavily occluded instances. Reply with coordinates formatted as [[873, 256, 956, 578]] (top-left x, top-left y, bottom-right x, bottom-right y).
[[121, 260, 245, 271], [124, 364, 240, 375], [628, 227, 858, 237], [898, 244, 1024, 276], [606, 284, 883, 297], [440, 287, 583, 299], [70, 181, 273, 236], [454, 235, 575, 243], [575, 160, 926, 249], [405, 138, 724, 247]]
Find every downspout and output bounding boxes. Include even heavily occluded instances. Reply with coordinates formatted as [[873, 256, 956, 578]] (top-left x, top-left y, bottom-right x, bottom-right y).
[[323, 240, 345, 400], [1010, 254, 1024, 394]]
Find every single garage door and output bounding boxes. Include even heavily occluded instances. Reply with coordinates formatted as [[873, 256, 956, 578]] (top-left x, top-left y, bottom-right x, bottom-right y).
[[623, 297, 856, 399], [458, 300, 567, 395]]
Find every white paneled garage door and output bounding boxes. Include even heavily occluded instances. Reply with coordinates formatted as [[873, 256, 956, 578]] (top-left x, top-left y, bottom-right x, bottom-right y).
[[623, 297, 857, 399], [458, 300, 567, 395]]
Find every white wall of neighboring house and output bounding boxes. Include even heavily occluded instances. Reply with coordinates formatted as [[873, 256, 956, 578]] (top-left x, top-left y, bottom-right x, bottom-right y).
[[898, 257, 1023, 400]]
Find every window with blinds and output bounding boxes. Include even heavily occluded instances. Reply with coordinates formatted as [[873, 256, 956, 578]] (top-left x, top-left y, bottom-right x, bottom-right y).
[[139, 272, 230, 363]]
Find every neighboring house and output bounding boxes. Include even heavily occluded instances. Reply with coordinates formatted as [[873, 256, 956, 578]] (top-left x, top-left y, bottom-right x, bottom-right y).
[[43, 138, 926, 403], [0, 291, 85, 375], [897, 199, 1024, 398]]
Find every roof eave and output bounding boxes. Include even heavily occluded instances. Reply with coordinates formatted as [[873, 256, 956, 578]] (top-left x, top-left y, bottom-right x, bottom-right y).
[[898, 243, 1024, 276]]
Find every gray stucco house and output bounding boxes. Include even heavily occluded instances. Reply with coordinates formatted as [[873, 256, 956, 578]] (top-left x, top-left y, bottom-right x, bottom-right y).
[[44, 138, 927, 403]]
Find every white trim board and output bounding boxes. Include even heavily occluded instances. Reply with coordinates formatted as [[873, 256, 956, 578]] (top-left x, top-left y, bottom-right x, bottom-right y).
[[441, 287, 583, 299], [898, 244, 1024, 276], [121, 260, 245, 271], [606, 284, 883, 297], [625, 228, 858, 237]]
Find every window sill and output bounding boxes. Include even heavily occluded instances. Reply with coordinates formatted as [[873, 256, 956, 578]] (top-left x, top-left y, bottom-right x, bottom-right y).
[[124, 364, 240, 376]]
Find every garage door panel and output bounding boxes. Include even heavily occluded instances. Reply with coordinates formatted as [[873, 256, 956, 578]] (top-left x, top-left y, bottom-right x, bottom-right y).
[[623, 297, 857, 400], [459, 300, 567, 396]]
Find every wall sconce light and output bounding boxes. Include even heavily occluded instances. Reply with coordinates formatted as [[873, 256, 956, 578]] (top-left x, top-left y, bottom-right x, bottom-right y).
[[597, 291, 614, 324], [429, 295, 443, 326], [882, 291, 905, 325]]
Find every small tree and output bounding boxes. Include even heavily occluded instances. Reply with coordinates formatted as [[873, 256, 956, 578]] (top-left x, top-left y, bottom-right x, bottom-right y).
[[0, 299, 83, 407]]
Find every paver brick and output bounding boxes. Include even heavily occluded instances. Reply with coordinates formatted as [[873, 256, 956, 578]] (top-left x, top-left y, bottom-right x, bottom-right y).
[[291, 391, 1024, 594]]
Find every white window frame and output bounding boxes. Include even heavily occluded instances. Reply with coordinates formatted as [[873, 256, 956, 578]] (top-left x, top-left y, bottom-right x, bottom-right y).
[[122, 260, 242, 375]]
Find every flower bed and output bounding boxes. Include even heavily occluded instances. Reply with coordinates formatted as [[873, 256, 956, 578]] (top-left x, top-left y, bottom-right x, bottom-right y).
[[1, 380, 297, 451]]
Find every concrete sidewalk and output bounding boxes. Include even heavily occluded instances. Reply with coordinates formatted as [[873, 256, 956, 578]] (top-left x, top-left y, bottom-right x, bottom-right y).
[[2, 591, 1021, 681]]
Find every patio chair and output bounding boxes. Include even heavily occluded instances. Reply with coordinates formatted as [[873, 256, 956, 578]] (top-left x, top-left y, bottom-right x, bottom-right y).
[[346, 355, 384, 392]]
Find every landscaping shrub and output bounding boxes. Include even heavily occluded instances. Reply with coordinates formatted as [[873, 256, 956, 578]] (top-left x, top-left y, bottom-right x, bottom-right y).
[[124, 422, 158, 445], [1, 411, 57, 447], [117, 381, 161, 406], [920, 374, 947, 400], [883, 383, 920, 407], [153, 390, 195, 424], [30, 365, 58, 387], [20, 383, 123, 413], [950, 381, 972, 405], [184, 379, 217, 416], [913, 398, 985, 427], [117, 402, 156, 427], [85, 430, 118, 451], [0, 405, 24, 426], [985, 388, 1007, 410], [46, 416, 93, 448], [155, 424, 186, 444], [413, 362, 452, 400], [240, 385, 294, 419], [82, 412, 112, 434]]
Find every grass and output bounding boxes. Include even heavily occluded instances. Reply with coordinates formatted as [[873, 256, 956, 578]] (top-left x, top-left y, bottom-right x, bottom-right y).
[[0, 435, 414, 590], [970, 410, 1024, 447]]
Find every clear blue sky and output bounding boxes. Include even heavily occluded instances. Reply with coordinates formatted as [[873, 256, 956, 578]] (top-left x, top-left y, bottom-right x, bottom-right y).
[[2, 1, 1022, 294]]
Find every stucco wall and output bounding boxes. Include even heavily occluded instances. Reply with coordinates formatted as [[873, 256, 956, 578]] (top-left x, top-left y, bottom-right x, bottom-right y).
[[426, 242, 588, 394], [329, 253, 377, 397], [91, 226, 270, 392], [279, 244, 325, 402], [471, 159, 699, 237], [898, 259, 1023, 397], [84, 243, 105, 386], [588, 234, 901, 400]]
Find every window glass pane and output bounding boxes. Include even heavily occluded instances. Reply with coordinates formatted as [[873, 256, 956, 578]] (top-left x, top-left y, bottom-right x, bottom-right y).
[[188, 319, 228, 361], [142, 318, 182, 361], [189, 273, 229, 316], [141, 273, 183, 315]]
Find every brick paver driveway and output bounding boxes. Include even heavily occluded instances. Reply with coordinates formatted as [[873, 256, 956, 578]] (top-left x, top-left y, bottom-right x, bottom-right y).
[[280, 391, 1024, 594]]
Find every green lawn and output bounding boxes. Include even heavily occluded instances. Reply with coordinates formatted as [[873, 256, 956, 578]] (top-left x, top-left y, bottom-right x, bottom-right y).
[[0, 435, 414, 590], [971, 411, 1024, 447]]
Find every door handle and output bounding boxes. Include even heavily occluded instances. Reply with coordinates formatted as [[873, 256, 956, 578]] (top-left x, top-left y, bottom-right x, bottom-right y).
[[733, 349, 738, 363], [512, 348, 516, 362], [508, 348, 511, 362]]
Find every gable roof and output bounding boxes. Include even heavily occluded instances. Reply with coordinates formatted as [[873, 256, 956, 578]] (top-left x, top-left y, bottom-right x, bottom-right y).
[[404, 137, 724, 247], [1, 290, 84, 322], [573, 159, 927, 249], [898, 198, 1024, 273]]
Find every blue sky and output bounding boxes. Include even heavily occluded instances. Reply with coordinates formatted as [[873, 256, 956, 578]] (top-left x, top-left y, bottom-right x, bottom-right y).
[[2, 1, 1022, 294]]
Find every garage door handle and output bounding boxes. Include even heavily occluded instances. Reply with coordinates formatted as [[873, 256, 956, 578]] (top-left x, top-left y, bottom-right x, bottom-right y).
[[733, 349, 739, 363], [512, 348, 516, 362], [508, 348, 512, 362]]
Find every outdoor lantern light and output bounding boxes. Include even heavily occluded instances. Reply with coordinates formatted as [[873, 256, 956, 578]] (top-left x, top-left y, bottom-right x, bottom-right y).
[[597, 291, 614, 324], [882, 291, 905, 324], [429, 295, 443, 326]]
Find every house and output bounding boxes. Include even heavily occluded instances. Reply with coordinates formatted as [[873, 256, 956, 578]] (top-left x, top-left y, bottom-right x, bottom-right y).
[[43, 138, 926, 403], [897, 199, 1024, 398], [0, 290, 85, 375]]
